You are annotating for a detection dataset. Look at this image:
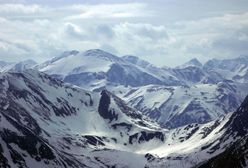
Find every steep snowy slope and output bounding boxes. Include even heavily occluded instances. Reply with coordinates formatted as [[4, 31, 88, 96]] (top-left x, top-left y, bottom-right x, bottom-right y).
[[0, 70, 248, 168], [0, 60, 37, 73], [36, 49, 171, 89], [122, 56, 223, 85], [176, 58, 203, 69], [33, 50, 248, 130], [113, 82, 244, 128], [0, 70, 166, 168], [203, 55, 248, 83], [122, 55, 181, 85], [146, 95, 248, 168], [7, 59, 37, 72], [0, 61, 15, 72], [197, 95, 248, 168]]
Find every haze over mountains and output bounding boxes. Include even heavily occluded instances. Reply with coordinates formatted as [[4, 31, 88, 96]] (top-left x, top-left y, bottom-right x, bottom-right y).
[[0, 49, 248, 167]]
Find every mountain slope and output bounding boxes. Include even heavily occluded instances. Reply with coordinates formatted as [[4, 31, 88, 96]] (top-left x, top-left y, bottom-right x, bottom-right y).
[[176, 58, 202, 69], [203, 55, 248, 83], [33, 50, 248, 130], [197, 95, 248, 168], [0, 60, 37, 73], [0, 70, 166, 168], [122, 55, 181, 85], [0, 61, 15, 72], [113, 82, 243, 128], [147, 95, 248, 168], [0, 70, 248, 167], [36, 49, 172, 89]]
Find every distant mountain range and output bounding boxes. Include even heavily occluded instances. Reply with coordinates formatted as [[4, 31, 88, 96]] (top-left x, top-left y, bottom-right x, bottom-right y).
[[1, 50, 248, 129], [19, 49, 245, 127]]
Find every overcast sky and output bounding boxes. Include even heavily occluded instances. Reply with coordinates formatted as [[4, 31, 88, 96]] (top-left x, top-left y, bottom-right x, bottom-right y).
[[0, 0, 248, 66]]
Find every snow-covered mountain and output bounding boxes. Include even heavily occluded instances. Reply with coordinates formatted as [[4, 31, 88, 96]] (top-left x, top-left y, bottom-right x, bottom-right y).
[[0, 70, 165, 168], [37, 49, 247, 88], [147, 94, 248, 168], [35, 49, 183, 89], [204, 55, 248, 83], [171, 58, 224, 85], [0, 70, 248, 167], [0, 61, 15, 72], [122, 55, 182, 86], [0, 60, 37, 72], [8, 59, 37, 72], [111, 82, 244, 128], [31, 50, 248, 129], [197, 94, 248, 168], [176, 58, 203, 69]]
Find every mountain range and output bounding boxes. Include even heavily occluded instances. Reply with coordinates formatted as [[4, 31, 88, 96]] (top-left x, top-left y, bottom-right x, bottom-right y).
[[34, 49, 248, 128], [0, 49, 248, 167]]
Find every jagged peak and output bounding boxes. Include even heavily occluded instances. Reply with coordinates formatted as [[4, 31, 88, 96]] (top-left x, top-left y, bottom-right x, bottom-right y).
[[122, 55, 152, 68], [188, 58, 202, 66], [122, 55, 139, 62], [83, 49, 123, 62], [84, 49, 107, 54], [177, 58, 202, 69]]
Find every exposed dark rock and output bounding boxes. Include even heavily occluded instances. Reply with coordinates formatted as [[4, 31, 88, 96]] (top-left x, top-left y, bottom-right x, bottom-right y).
[[129, 131, 164, 144], [98, 90, 118, 122], [0, 129, 55, 160], [83, 135, 105, 146], [197, 95, 248, 167], [145, 153, 156, 161], [111, 122, 132, 131]]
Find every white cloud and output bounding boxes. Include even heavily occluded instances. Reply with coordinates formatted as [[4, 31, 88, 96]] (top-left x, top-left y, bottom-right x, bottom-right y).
[[0, 3, 45, 14], [0, 2, 247, 67], [165, 12, 248, 63], [65, 3, 152, 20], [114, 22, 168, 40]]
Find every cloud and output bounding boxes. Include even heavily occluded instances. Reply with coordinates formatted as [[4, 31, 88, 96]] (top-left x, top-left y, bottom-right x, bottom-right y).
[[161, 12, 248, 63], [63, 22, 86, 40], [0, 1, 247, 67], [96, 25, 115, 39], [0, 3, 45, 14], [65, 3, 153, 20], [114, 22, 168, 40]]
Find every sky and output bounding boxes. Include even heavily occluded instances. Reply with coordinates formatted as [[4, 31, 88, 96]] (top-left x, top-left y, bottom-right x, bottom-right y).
[[0, 0, 248, 67]]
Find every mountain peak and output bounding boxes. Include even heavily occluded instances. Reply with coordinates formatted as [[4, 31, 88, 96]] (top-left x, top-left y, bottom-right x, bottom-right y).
[[84, 49, 111, 56], [122, 55, 151, 68], [122, 55, 139, 64], [187, 58, 202, 66], [82, 49, 124, 64], [177, 58, 202, 68]]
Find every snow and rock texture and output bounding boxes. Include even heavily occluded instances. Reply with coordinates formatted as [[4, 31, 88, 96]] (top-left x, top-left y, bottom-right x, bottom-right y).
[[113, 82, 243, 128], [146, 95, 248, 168], [0, 70, 165, 168], [36, 49, 182, 89], [32, 50, 248, 129], [176, 58, 203, 68], [0, 60, 37, 72], [7, 60, 37, 72], [196, 95, 248, 168], [203, 55, 248, 83], [0, 61, 15, 72], [0, 70, 248, 168], [36, 49, 248, 88]]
